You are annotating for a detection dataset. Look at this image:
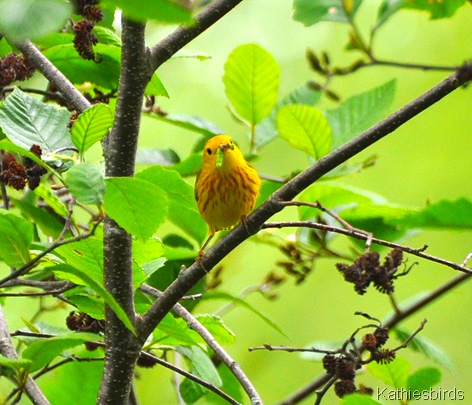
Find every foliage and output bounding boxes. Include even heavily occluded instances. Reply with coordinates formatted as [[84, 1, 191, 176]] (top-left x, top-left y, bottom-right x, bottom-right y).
[[0, 0, 470, 404]]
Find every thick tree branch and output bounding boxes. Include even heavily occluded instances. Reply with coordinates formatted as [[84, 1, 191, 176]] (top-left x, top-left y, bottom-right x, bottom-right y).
[[0, 305, 50, 405], [13, 40, 90, 112], [149, 0, 244, 71], [140, 63, 472, 338], [99, 17, 149, 405]]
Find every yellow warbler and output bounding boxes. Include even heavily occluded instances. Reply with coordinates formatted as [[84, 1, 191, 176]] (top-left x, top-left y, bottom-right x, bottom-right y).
[[195, 135, 261, 251]]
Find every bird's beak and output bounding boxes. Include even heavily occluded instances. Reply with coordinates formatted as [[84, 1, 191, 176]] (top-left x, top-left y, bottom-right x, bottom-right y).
[[219, 142, 234, 151]]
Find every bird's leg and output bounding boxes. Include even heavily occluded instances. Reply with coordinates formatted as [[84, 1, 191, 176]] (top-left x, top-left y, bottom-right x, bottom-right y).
[[241, 214, 251, 236], [197, 232, 214, 266]]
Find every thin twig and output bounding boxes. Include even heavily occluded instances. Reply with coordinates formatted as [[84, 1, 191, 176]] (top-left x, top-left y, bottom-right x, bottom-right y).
[[281, 200, 374, 250], [139, 351, 241, 405], [249, 344, 338, 355], [314, 376, 337, 405], [140, 284, 261, 405], [0, 218, 102, 287], [261, 220, 472, 276], [392, 319, 427, 352], [2, 86, 69, 104]]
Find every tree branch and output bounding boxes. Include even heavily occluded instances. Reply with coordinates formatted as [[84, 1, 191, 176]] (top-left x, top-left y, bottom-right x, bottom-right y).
[[149, 0, 244, 71], [13, 40, 90, 112], [140, 284, 262, 405], [0, 220, 102, 287], [261, 220, 472, 275], [140, 63, 472, 338], [98, 17, 150, 405], [0, 305, 50, 405], [277, 272, 471, 404]]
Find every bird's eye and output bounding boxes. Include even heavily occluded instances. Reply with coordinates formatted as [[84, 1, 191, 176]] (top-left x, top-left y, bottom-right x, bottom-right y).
[[206, 148, 212, 155]]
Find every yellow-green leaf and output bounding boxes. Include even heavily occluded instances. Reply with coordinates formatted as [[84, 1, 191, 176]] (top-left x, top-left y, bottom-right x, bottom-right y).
[[223, 43, 280, 126], [276, 104, 332, 159]]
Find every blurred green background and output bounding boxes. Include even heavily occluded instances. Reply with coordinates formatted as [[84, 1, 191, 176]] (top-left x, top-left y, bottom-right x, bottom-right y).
[[3, 0, 472, 404]]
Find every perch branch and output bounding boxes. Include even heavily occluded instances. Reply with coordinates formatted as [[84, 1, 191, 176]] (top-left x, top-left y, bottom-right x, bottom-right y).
[[140, 63, 472, 339]]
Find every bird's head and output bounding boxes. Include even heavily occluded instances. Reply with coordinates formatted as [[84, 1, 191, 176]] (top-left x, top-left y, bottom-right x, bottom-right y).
[[202, 135, 240, 169]]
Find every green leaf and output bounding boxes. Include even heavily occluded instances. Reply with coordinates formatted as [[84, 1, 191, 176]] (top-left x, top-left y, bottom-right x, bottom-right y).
[[136, 166, 206, 243], [71, 104, 113, 155], [101, 0, 192, 23], [169, 153, 201, 177], [10, 197, 64, 239], [0, 355, 33, 372], [325, 80, 396, 150], [104, 177, 168, 241], [0, 210, 33, 267], [368, 356, 411, 389], [64, 290, 105, 320], [140, 258, 167, 279], [150, 114, 223, 139], [395, 198, 472, 229], [341, 394, 383, 405], [43, 44, 121, 90], [196, 315, 236, 346], [298, 183, 415, 245], [223, 43, 280, 126], [93, 25, 121, 47], [179, 346, 222, 403], [136, 148, 180, 166], [34, 32, 74, 49], [22, 332, 99, 372], [276, 104, 332, 159], [407, 367, 442, 392], [392, 326, 453, 371], [133, 237, 164, 264], [52, 263, 136, 335], [54, 237, 104, 286], [255, 82, 321, 149], [0, 89, 72, 153], [38, 355, 102, 403], [376, 0, 407, 30], [33, 183, 69, 216], [145, 73, 169, 97], [293, 0, 362, 26], [298, 183, 385, 221], [0, 37, 12, 56], [66, 162, 105, 205], [203, 291, 288, 338], [206, 363, 244, 405], [403, 0, 467, 19], [0, 0, 72, 41], [155, 313, 200, 346]]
